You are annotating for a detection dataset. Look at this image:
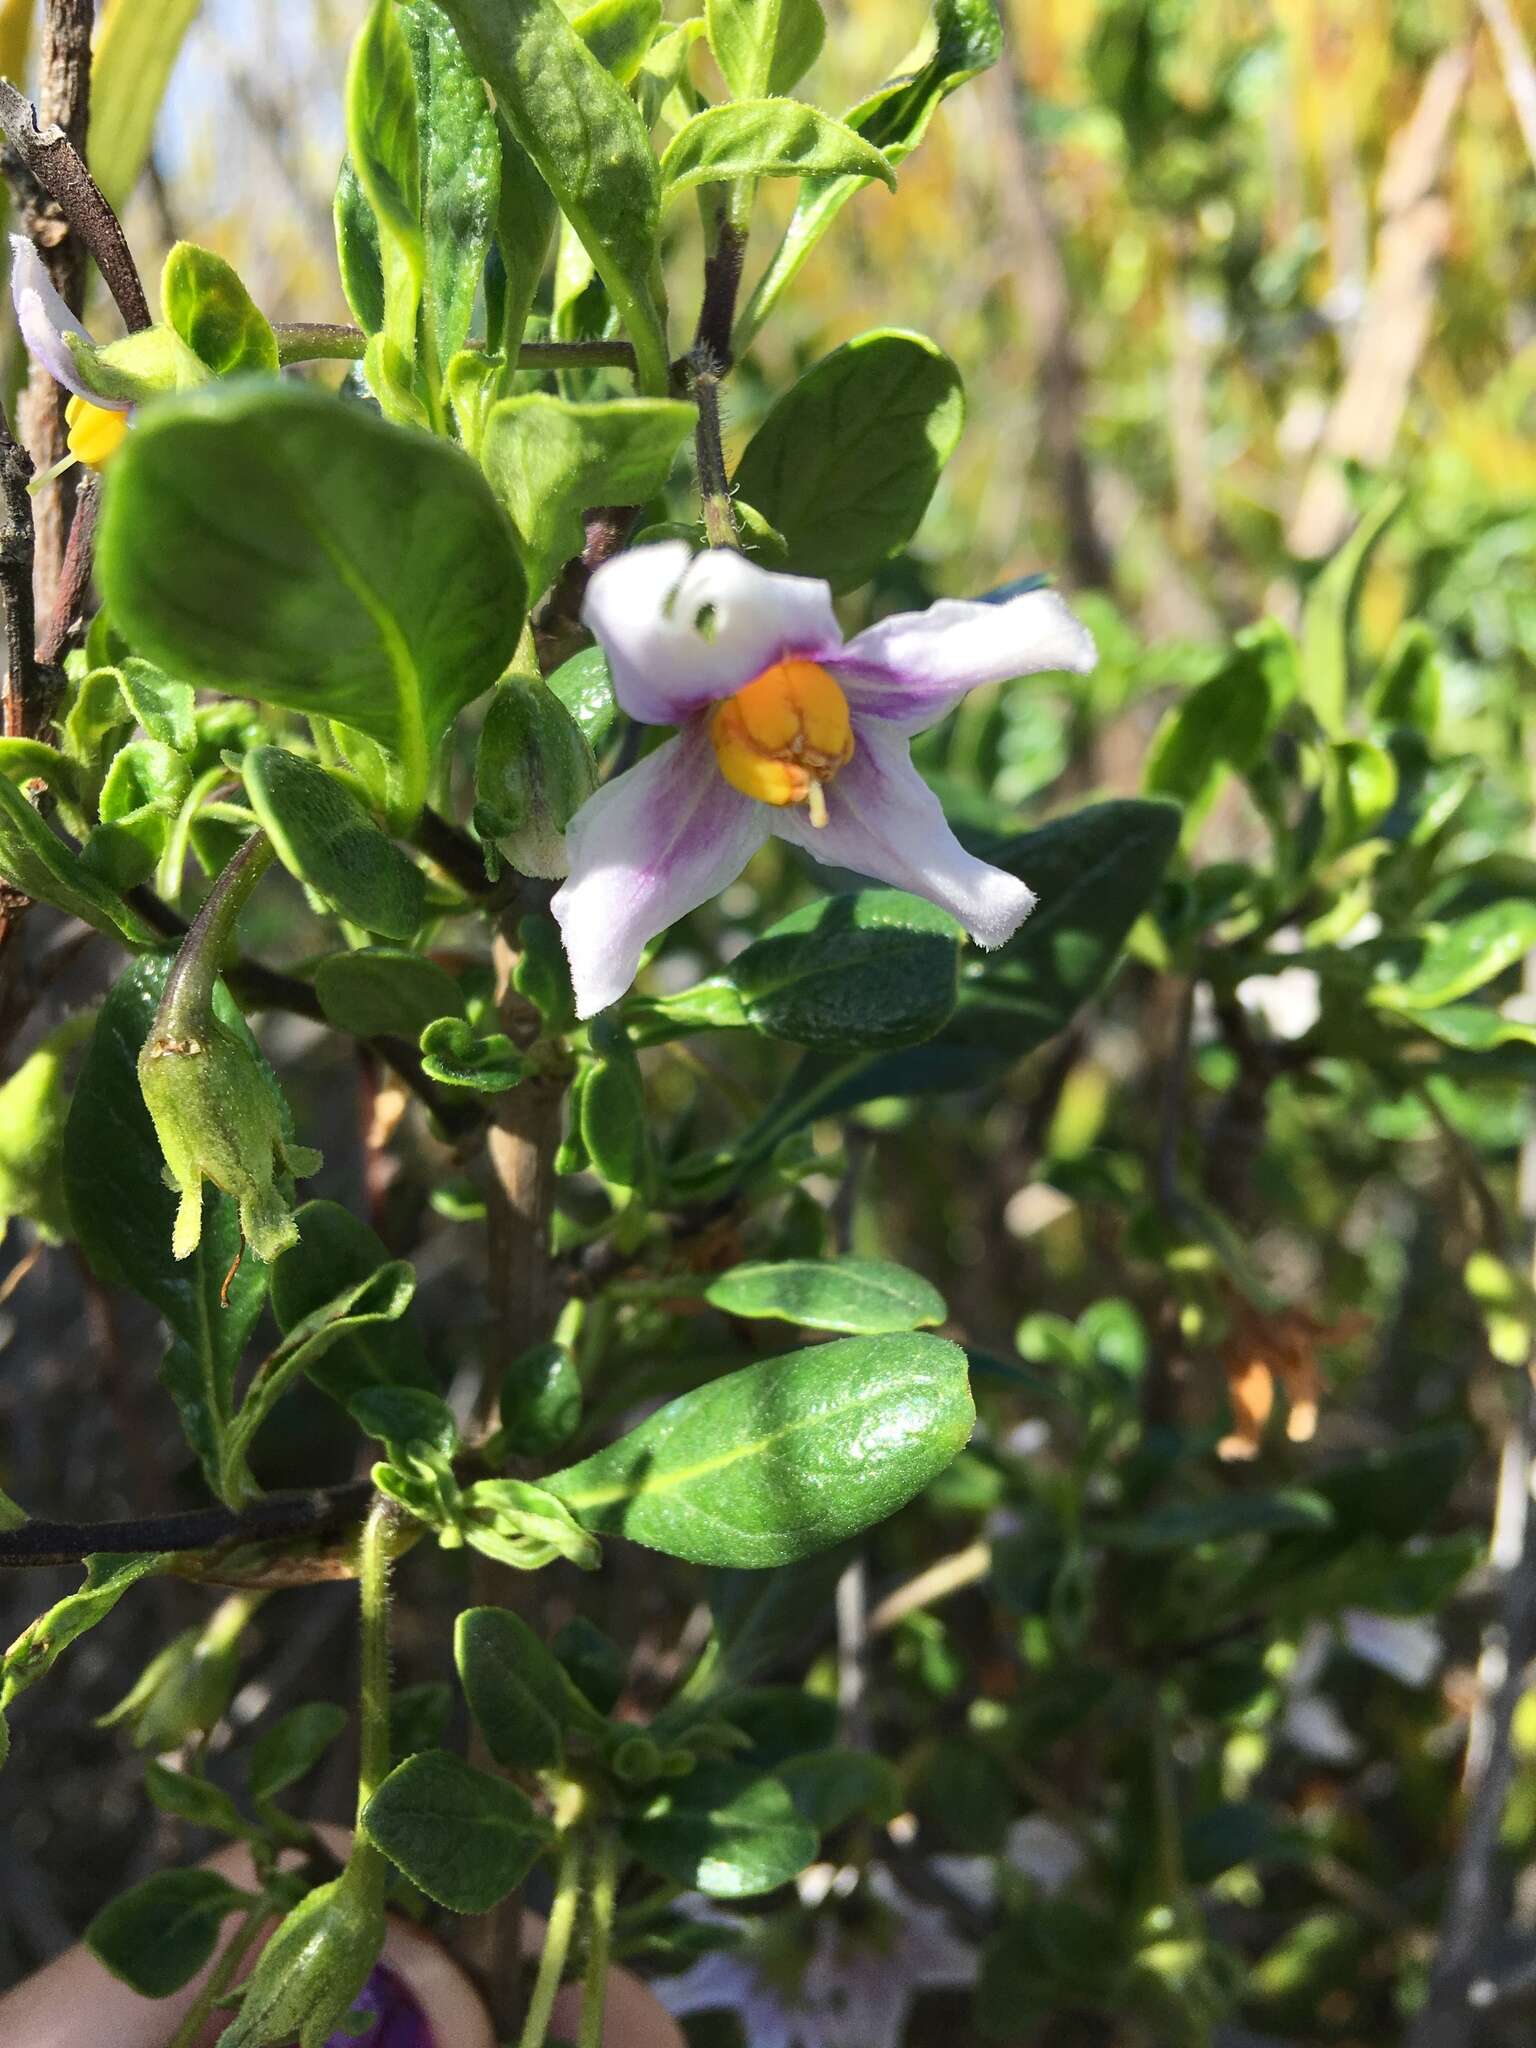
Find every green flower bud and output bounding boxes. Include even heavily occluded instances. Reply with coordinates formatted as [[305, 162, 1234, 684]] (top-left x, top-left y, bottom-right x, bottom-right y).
[[610, 1734, 664, 1783], [473, 674, 598, 881], [217, 1868, 386, 2048], [136, 834, 319, 1265], [139, 1013, 320, 1264], [97, 1591, 261, 1752]]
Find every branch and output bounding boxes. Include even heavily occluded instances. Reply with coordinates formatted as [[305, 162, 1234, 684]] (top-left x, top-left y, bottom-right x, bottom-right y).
[[272, 323, 639, 375], [0, 1479, 375, 1569], [0, 76, 151, 333], [36, 468, 98, 666], [0, 394, 37, 739]]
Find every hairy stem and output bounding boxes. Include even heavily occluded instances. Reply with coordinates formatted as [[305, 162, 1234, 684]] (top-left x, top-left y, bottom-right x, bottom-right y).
[[517, 1830, 584, 2048], [152, 831, 275, 1044], [578, 1829, 620, 2048], [164, 1901, 270, 2048]]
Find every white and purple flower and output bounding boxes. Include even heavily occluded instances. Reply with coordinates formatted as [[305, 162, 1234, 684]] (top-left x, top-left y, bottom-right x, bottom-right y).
[[9, 233, 132, 471], [550, 542, 1097, 1018]]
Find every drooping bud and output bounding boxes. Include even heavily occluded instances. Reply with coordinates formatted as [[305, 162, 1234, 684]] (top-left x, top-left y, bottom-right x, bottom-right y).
[[473, 673, 598, 880], [216, 1867, 387, 2048], [137, 834, 320, 1263], [96, 1591, 263, 1752]]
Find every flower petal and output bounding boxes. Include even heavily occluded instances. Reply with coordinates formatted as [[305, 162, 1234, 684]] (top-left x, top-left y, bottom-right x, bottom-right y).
[[8, 234, 122, 407], [582, 541, 842, 726], [771, 724, 1035, 949], [553, 722, 768, 1017], [833, 585, 1096, 733]]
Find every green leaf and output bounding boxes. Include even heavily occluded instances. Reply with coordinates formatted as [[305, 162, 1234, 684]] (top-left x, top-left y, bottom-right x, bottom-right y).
[[481, 396, 696, 600], [662, 102, 894, 199], [622, 1762, 817, 1897], [579, 1015, 652, 1189], [399, 0, 501, 366], [546, 645, 619, 749], [437, 0, 670, 393], [97, 383, 525, 827], [1144, 622, 1294, 832], [86, 1869, 250, 1998], [572, 0, 665, 85], [950, 798, 1181, 1061], [0, 770, 161, 943], [335, 155, 387, 337], [731, 331, 962, 592], [63, 959, 268, 1493], [1398, 1004, 1536, 1054], [349, 1386, 458, 1455], [456, 1605, 601, 1771], [87, 0, 203, 212], [487, 111, 558, 362], [243, 747, 426, 940], [1096, 1490, 1334, 1552], [545, 1332, 974, 1566], [362, 1748, 552, 1910], [271, 1201, 435, 1403], [737, 0, 1002, 347], [780, 1748, 901, 1830], [1299, 485, 1403, 733], [707, 0, 826, 97], [221, 1263, 417, 1503], [705, 1257, 947, 1334], [729, 888, 960, 1050], [1367, 621, 1442, 733], [348, 0, 424, 284], [419, 1015, 530, 1092], [1368, 902, 1536, 1013], [144, 1759, 249, 1836], [161, 243, 280, 378], [248, 1702, 349, 1806], [117, 655, 196, 754], [1, 1552, 166, 1717], [314, 947, 464, 1041], [499, 1340, 583, 1454]]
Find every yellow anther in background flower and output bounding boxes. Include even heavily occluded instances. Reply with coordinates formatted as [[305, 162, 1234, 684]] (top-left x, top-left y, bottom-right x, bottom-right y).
[[710, 659, 854, 821], [64, 396, 128, 470]]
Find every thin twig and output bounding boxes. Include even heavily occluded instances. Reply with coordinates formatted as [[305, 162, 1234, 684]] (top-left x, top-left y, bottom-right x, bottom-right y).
[[0, 1479, 376, 1568], [1479, 0, 1536, 175], [35, 467, 97, 666], [0, 394, 37, 739], [0, 76, 151, 333], [272, 322, 639, 374]]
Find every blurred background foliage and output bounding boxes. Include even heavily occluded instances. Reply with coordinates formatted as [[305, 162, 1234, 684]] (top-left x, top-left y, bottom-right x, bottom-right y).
[[3, 1, 1536, 2044]]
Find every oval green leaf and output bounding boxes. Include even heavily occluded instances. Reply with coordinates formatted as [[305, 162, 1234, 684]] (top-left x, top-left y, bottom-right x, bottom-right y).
[[621, 1761, 818, 1898], [243, 747, 425, 940], [544, 1331, 974, 1566], [731, 329, 962, 592], [97, 383, 524, 826], [728, 888, 961, 1050], [661, 102, 894, 199], [705, 1257, 946, 1335], [361, 1748, 552, 1911]]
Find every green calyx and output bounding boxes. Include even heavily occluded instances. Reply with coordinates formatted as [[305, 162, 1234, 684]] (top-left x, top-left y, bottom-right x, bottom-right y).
[[138, 1013, 322, 1265]]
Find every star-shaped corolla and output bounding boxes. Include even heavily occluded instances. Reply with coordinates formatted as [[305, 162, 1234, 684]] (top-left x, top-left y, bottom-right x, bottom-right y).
[[9, 233, 132, 471], [551, 541, 1097, 1018]]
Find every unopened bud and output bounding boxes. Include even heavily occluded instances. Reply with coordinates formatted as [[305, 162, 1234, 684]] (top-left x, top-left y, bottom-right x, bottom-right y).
[[97, 1591, 261, 1752], [218, 1867, 386, 2048], [139, 1014, 320, 1264], [473, 674, 597, 881]]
